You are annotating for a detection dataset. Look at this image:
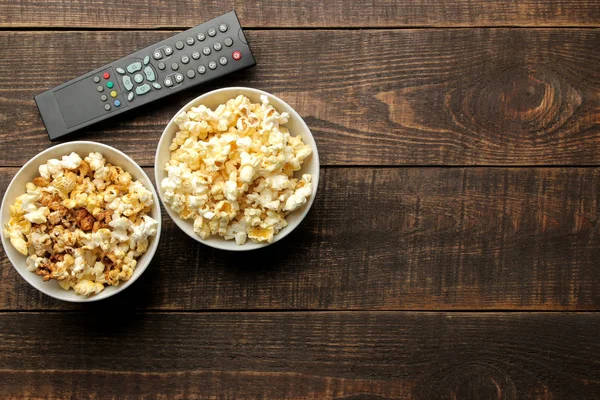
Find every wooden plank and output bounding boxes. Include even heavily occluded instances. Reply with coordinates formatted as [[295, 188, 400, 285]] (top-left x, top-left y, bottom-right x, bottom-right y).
[[2, 29, 600, 167], [1, 0, 600, 28], [2, 167, 599, 311], [1, 312, 599, 398]]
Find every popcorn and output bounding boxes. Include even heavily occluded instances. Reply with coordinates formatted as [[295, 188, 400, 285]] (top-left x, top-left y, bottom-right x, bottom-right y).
[[3, 152, 158, 296], [162, 95, 314, 245]]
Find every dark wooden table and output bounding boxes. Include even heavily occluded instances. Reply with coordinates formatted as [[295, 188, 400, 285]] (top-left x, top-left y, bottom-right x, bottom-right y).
[[1, 1, 600, 399]]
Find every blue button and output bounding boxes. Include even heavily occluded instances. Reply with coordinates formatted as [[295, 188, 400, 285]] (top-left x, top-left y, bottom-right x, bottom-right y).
[[114, 100, 121, 107]]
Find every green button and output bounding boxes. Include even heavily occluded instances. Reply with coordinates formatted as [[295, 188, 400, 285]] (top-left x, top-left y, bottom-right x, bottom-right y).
[[107, 81, 114, 88]]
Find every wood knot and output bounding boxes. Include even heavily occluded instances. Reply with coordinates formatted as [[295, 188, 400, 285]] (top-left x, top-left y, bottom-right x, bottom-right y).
[[446, 66, 581, 141]]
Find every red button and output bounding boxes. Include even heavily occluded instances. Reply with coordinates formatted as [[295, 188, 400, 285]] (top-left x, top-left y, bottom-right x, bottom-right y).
[[232, 51, 242, 61], [103, 72, 110, 79]]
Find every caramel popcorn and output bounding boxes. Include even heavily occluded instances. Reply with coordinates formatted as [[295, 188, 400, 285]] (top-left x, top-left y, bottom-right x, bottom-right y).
[[4, 152, 158, 296], [161, 95, 313, 245]]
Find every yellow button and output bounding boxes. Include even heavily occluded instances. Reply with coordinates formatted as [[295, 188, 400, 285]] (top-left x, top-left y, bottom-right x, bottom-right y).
[[110, 90, 118, 98]]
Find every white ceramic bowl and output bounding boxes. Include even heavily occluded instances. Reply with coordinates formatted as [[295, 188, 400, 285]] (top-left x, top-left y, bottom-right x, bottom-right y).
[[155, 87, 320, 251], [0, 141, 162, 302]]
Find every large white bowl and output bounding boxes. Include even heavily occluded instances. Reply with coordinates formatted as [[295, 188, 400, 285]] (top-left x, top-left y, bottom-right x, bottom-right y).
[[155, 87, 320, 251], [0, 141, 162, 302]]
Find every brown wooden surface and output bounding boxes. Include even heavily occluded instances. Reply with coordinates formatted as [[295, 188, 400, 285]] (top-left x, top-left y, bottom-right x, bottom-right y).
[[2, 0, 600, 398], [2, 29, 600, 166], [2, 0, 600, 28], [1, 312, 599, 399], [2, 167, 600, 311]]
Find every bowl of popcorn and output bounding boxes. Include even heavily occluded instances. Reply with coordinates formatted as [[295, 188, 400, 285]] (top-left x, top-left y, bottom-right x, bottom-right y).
[[155, 87, 319, 250], [1, 142, 161, 301]]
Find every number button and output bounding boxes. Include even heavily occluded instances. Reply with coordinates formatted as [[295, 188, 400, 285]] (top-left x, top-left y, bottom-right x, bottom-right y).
[[187, 70, 195, 79], [197, 32, 206, 41], [208, 61, 217, 70], [219, 56, 228, 66], [164, 46, 173, 56], [197, 65, 206, 74], [181, 55, 190, 64], [219, 23, 228, 32], [175, 41, 184, 50], [213, 42, 222, 51], [202, 47, 211, 56], [208, 28, 217, 37], [224, 38, 233, 47], [186, 37, 195, 46], [174, 73, 184, 83], [192, 51, 200, 60]]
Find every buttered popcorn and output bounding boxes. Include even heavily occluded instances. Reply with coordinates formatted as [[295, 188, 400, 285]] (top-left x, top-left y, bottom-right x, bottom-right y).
[[162, 95, 313, 245], [4, 152, 158, 296]]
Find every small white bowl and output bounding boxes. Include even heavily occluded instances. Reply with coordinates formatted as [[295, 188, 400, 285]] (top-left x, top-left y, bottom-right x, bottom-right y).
[[155, 87, 320, 251], [0, 141, 162, 302]]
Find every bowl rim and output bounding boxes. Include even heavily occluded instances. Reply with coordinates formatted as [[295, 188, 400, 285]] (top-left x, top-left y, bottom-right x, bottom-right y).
[[154, 86, 320, 251], [0, 141, 162, 302]]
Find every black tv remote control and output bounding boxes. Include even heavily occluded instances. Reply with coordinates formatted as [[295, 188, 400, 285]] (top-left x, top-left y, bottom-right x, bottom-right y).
[[35, 11, 256, 141]]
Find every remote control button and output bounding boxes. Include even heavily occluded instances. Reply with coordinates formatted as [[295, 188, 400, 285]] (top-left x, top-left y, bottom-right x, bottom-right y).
[[224, 37, 233, 47], [175, 41, 184, 50], [197, 32, 206, 41], [103, 72, 110, 79], [158, 62, 166, 70], [114, 100, 121, 107], [219, 56, 228, 66], [186, 37, 195, 46], [219, 23, 228, 32], [208, 28, 217, 37], [110, 90, 118, 98], [144, 66, 156, 81], [97, 85, 104, 92], [213, 42, 222, 51], [116, 67, 126, 75], [136, 84, 151, 95], [202, 47, 211, 56], [152, 82, 162, 90], [208, 61, 217, 70], [122, 76, 133, 91], [127, 62, 142, 73], [171, 62, 179, 71], [127, 92, 134, 101], [143, 56, 150, 65], [164, 46, 173, 56], [153, 50, 163, 60], [100, 94, 107, 101], [164, 77, 174, 87], [186, 69, 195, 79], [181, 55, 190, 64], [104, 104, 111, 111], [134, 73, 144, 84], [93, 76, 100, 83], [107, 81, 114, 89], [197, 65, 206, 74], [175, 73, 184, 83], [232, 51, 242, 61], [192, 51, 200, 60]]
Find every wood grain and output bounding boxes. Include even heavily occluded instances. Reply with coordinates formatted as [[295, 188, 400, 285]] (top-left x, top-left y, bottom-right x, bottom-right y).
[[1, 312, 599, 399], [2, 167, 599, 311], [1, 0, 600, 28], [2, 29, 600, 167]]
